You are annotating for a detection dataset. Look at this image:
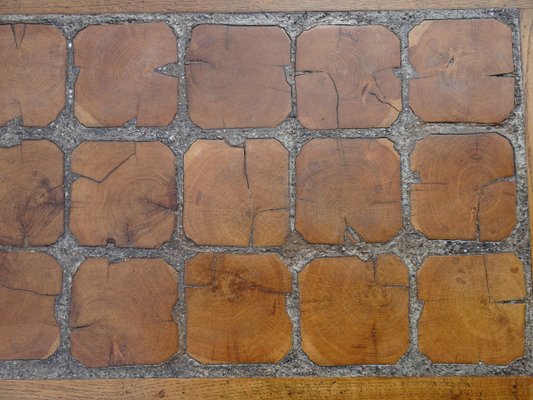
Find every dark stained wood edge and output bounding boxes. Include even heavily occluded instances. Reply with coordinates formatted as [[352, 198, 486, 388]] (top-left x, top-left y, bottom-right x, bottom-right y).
[[0, 377, 532, 400], [0, 0, 531, 15]]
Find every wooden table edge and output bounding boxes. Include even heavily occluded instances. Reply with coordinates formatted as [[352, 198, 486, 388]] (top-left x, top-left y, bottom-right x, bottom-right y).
[[522, 9, 533, 279], [0, 376, 532, 399], [0, 0, 531, 15]]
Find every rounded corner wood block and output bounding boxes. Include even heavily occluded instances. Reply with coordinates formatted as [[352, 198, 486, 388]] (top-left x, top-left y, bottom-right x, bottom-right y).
[[409, 19, 514, 124], [418, 254, 525, 365], [74, 22, 178, 127], [186, 25, 291, 129], [0, 24, 66, 127], [0, 252, 62, 360], [185, 253, 292, 364], [300, 254, 409, 366], [70, 141, 176, 248], [296, 138, 402, 244], [0, 140, 64, 247], [69, 257, 178, 368], [411, 133, 516, 241], [184, 139, 289, 247], [296, 25, 401, 129]]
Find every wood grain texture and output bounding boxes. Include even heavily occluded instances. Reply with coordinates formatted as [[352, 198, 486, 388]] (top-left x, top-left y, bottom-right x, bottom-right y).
[[184, 139, 289, 247], [0, 140, 64, 246], [1, 0, 532, 14], [411, 133, 516, 241], [70, 141, 176, 248], [296, 138, 402, 244], [522, 9, 533, 276], [0, 377, 532, 400], [296, 25, 401, 129], [0, 4, 530, 399], [0, 24, 66, 126], [186, 25, 291, 129], [185, 253, 292, 364], [409, 19, 515, 124], [300, 255, 409, 365], [0, 252, 62, 360], [418, 254, 526, 364], [74, 23, 178, 127], [69, 258, 178, 367]]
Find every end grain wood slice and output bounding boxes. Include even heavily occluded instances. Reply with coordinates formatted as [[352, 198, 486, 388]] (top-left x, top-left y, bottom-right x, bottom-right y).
[[186, 25, 291, 129], [0, 24, 66, 126], [296, 138, 402, 244], [418, 254, 525, 364], [409, 19, 514, 124], [70, 141, 176, 248], [185, 253, 292, 364], [0, 252, 62, 360], [69, 258, 178, 367], [184, 139, 289, 247], [0, 140, 64, 246], [300, 254, 409, 365], [411, 133, 516, 241], [296, 25, 401, 129], [74, 22, 178, 127]]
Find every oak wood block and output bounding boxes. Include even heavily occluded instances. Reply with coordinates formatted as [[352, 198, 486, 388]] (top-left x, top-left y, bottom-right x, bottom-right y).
[[418, 254, 525, 364], [296, 25, 401, 129], [74, 22, 178, 127], [186, 25, 291, 128], [0, 24, 66, 127], [184, 139, 289, 246], [300, 255, 409, 365], [409, 19, 514, 124], [0, 252, 62, 360], [411, 133, 516, 241], [0, 140, 64, 246], [185, 253, 292, 364], [69, 258, 178, 367], [296, 138, 402, 244], [70, 141, 176, 248]]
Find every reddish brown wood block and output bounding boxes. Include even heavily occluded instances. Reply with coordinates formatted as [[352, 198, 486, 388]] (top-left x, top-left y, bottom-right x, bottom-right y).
[[296, 138, 402, 244], [409, 19, 514, 124], [0, 24, 66, 126], [296, 25, 401, 129], [70, 258, 178, 367], [418, 254, 525, 364], [70, 141, 176, 248], [300, 255, 409, 365], [0, 252, 62, 360], [185, 253, 292, 364], [74, 23, 178, 127], [0, 140, 64, 246], [411, 133, 516, 241], [186, 25, 291, 128], [184, 139, 289, 247]]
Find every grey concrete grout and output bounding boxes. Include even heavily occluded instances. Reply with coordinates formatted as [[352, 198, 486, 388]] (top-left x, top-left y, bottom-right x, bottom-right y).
[[0, 8, 530, 379]]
